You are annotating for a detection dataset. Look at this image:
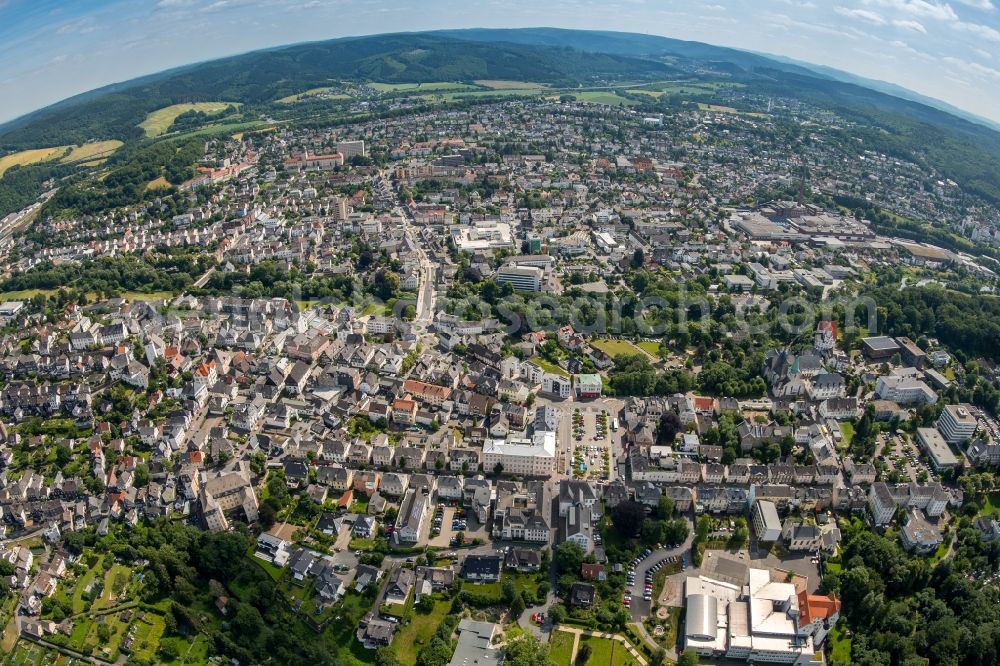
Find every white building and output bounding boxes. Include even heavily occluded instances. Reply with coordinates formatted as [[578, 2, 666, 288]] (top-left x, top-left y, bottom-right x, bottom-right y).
[[936, 404, 977, 444], [497, 265, 542, 292], [482, 431, 556, 476], [751, 500, 781, 542], [874, 375, 938, 405], [684, 567, 825, 665]]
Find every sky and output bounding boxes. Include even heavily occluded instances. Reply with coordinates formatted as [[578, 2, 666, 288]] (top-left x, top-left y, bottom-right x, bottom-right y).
[[1, 0, 999, 124]]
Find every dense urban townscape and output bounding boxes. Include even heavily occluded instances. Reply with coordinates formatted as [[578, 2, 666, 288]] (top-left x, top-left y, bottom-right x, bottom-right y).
[[1, 28, 1000, 666]]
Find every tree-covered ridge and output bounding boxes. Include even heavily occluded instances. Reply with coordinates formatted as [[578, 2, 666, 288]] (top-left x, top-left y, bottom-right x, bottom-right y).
[[0, 33, 675, 150]]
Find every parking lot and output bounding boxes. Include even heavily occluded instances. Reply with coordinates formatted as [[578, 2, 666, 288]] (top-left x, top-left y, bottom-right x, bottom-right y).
[[883, 433, 937, 483], [427, 505, 455, 547], [570, 407, 615, 481]]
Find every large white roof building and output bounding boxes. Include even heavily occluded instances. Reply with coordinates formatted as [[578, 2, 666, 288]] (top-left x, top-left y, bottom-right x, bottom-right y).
[[684, 567, 824, 666]]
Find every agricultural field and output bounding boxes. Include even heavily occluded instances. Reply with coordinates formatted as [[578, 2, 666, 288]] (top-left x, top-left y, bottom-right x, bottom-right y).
[[571, 91, 641, 107], [0, 147, 69, 178], [474, 80, 547, 89], [276, 87, 353, 103], [138, 102, 237, 137], [369, 81, 478, 92], [60, 140, 123, 164]]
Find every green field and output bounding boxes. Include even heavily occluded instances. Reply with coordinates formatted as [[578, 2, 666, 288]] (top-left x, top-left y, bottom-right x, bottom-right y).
[[390, 598, 451, 665], [573, 91, 641, 107], [474, 80, 547, 89], [839, 422, 854, 447], [131, 613, 167, 662], [590, 338, 648, 359], [549, 630, 576, 666], [577, 635, 638, 666], [139, 102, 237, 137], [532, 358, 569, 377], [71, 555, 104, 614], [369, 81, 479, 92], [636, 341, 661, 357]]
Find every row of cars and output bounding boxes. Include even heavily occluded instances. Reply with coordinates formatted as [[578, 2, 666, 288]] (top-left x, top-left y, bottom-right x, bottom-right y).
[[625, 549, 686, 606]]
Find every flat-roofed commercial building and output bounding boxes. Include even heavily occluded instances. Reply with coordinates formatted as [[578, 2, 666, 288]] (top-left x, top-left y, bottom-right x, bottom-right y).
[[482, 431, 556, 477], [861, 336, 901, 360], [684, 566, 826, 665], [496, 265, 542, 292], [916, 427, 960, 470]]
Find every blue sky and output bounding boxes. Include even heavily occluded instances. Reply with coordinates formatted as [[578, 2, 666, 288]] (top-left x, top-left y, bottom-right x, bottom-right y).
[[1, 0, 999, 124]]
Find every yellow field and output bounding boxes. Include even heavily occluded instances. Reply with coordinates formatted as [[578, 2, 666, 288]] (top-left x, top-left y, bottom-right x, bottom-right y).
[[61, 140, 124, 163], [146, 176, 172, 191], [474, 80, 547, 90], [0, 146, 69, 177], [138, 102, 237, 137]]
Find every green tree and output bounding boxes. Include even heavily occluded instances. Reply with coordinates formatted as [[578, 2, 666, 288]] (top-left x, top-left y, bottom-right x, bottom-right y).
[[678, 649, 700, 666]]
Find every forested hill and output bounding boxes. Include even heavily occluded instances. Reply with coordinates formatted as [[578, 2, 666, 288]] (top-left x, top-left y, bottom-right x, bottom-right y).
[[3, 27, 1000, 206], [0, 33, 675, 150]]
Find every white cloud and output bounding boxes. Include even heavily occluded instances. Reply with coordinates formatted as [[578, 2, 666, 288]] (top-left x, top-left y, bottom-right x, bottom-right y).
[[156, 0, 200, 7], [56, 17, 100, 35], [943, 55, 1000, 77], [955, 20, 1000, 40], [953, 0, 995, 9], [864, 0, 959, 21], [892, 18, 928, 31], [836, 6, 888, 23]]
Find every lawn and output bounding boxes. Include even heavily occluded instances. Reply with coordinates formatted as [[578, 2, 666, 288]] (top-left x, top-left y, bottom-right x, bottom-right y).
[[390, 597, 451, 666], [636, 341, 661, 357], [0, 146, 70, 177], [549, 630, 576, 666], [573, 91, 640, 107], [838, 422, 855, 449], [60, 140, 123, 164], [533, 358, 569, 377], [138, 102, 238, 137], [980, 492, 1000, 518], [504, 571, 542, 600], [578, 635, 638, 666], [71, 555, 104, 614], [248, 547, 285, 581], [131, 613, 167, 662], [590, 338, 647, 359], [828, 624, 852, 665], [94, 564, 132, 610]]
